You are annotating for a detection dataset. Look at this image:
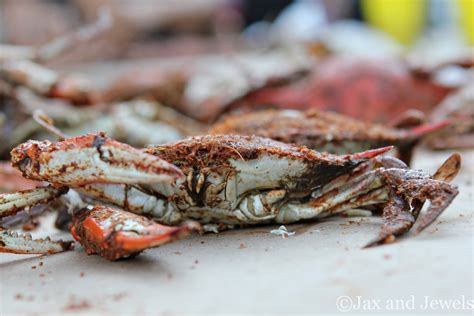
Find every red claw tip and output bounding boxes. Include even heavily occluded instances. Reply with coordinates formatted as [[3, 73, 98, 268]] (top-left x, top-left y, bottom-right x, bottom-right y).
[[409, 120, 451, 137], [349, 146, 394, 160]]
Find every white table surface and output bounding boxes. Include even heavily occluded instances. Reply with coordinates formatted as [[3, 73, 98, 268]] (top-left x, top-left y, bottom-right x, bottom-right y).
[[1, 148, 473, 315]]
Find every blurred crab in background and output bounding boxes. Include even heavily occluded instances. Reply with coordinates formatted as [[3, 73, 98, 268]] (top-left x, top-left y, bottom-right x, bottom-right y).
[[0, 9, 113, 159], [0, 8, 113, 105], [224, 56, 456, 124], [210, 109, 449, 165], [426, 83, 474, 150], [218, 18, 473, 127], [0, 7, 204, 159], [0, 83, 204, 159], [103, 46, 313, 123], [22, 92, 203, 147], [0, 132, 460, 260], [101, 44, 473, 138]]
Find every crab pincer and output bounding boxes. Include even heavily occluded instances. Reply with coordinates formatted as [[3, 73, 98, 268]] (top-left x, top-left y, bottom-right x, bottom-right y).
[[71, 206, 199, 260], [0, 186, 74, 254], [10, 132, 184, 186], [0, 229, 73, 254], [0, 132, 186, 257]]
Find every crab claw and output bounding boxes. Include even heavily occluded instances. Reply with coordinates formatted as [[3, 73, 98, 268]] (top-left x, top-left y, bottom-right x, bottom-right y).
[[347, 146, 393, 161], [0, 229, 73, 254], [0, 186, 68, 218], [10, 132, 184, 186], [71, 205, 200, 260]]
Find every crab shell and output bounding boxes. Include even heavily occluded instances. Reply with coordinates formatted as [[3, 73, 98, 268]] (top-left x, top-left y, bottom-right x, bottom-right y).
[[427, 83, 474, 149], [139, 135, 391, 225], [210, 109, 448, 164], [225, 57, 453, 123], [8, 133, 391, 227]]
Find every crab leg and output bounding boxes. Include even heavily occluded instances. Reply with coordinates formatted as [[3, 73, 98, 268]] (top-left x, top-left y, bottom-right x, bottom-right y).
[[304, 156, 408, 203], [0, 59, 100, 105], [274, 154, 460, 246], [10, 133, 184, 186], [275, 157, 398, 223], [395, 120, 451, 164], [71, 205, 200, 260], [364, 154, 460, 246], [365, 162, 460, 246], [276, 169, 387, 223], [363, 191, 415, 247], [305, 155, 459, 248], [318, 187, 388, 216], [363, 154, 460, 246]]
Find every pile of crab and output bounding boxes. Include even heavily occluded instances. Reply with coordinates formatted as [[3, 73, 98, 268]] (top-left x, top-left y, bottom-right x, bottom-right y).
[[0, 13, 469, 261]]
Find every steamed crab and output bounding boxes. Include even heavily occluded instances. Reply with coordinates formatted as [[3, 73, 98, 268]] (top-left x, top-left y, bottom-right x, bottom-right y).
[[427, 83, 474, 150], [210, 109, 449, 165], [0, 8, 112, 105], [225, 56, 454, 123], [0, 133, 460, 260], [0, 84, 204, 158]]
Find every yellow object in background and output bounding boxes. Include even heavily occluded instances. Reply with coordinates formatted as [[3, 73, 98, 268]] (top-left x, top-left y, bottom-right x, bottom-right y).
[[458, 0, 474, 44], [362, 0, 426, 45]]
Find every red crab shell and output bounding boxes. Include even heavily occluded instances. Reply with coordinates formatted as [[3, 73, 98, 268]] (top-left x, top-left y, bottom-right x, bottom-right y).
[[0, 162, 40, 193], [227, 57, 453, 123]]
